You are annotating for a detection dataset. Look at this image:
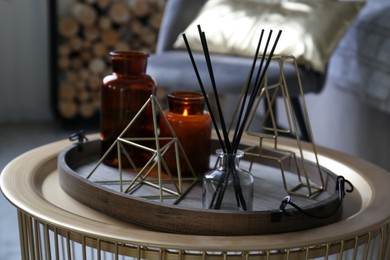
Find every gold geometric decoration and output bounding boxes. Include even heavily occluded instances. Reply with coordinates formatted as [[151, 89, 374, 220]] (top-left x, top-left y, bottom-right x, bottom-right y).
[[86, 95, 198, 203], [231, 55, 324, 197]]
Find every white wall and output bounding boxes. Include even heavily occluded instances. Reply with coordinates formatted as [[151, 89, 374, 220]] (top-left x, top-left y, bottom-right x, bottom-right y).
[[305, 76, 390, 172], [0, 0, 52, 123]]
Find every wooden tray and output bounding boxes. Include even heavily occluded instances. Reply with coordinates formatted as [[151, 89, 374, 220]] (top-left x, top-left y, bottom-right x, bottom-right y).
[[58, 137, 343, 235]]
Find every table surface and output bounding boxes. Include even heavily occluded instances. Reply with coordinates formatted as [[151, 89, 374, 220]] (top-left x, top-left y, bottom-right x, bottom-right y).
[[1, 134, 390, 252]]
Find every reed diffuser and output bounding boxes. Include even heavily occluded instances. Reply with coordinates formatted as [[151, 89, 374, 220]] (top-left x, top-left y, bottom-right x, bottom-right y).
[[182, 25, 282, 211]]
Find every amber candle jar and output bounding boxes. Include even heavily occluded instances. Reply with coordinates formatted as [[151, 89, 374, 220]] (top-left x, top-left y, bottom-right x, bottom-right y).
[[100, 51, 157, 167], [159, 92, 212, 176]]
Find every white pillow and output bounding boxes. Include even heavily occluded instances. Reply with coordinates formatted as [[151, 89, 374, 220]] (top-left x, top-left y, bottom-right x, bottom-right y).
[[173, 0, 364, 72]]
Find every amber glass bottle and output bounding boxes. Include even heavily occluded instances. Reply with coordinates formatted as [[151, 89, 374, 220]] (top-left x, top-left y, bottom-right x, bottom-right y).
[[100, 51, 157, 167], [159, 92, 212, 176]]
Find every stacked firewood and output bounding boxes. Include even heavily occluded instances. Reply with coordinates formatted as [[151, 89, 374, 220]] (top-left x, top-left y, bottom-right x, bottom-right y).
[[57, 0, 165, 119]]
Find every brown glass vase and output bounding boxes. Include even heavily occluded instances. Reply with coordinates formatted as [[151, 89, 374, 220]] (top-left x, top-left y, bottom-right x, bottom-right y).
[[159, 92, 212, 176], [100, 51, 157, 168]]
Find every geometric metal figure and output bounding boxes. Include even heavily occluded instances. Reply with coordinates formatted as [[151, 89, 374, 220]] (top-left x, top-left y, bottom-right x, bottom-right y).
[[231, 55, 324, 197], [86, 95, 198, 203]]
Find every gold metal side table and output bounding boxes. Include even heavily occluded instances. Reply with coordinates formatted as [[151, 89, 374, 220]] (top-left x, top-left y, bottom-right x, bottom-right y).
[[1, 135, 390, 259]]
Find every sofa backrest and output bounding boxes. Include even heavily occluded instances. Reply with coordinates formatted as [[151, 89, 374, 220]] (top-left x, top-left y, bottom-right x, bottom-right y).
[[156, 0, 207, 53]]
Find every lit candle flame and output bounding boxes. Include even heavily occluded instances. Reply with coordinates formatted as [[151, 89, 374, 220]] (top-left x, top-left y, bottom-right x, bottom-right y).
[[183, 108, 188, 116]]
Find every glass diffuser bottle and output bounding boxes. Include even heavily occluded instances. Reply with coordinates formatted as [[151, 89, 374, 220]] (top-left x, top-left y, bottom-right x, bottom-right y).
[[159, 92, 212, 176], [100, 51, 157, 168], [203, 149, 254, 211]]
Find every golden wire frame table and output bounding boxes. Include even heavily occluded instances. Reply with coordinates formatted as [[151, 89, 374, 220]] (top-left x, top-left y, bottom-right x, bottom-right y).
[[1, 134, 390, 259]]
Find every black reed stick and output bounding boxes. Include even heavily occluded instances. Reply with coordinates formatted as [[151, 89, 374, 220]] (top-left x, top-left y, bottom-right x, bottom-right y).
[[215, 30, 282, 210], [181, 33, 227, 153], [231, 30, 274, 152], [197, 25, 232, 153], [232, 30, 264, 144], [214, 157, 247, 210], [196, 25, 250, 210], [196, 25, 240, 208], [252, 31, 273, 95], [214, 167, 233, 209], [182, 32, 238, 209], [183, 26, 282, 211], [215, 31, 266, 210], [232, 30, 282, 153]]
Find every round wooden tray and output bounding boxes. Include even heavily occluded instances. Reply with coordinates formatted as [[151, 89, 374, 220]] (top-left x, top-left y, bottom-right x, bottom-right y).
[[58, 135, 344, 236]]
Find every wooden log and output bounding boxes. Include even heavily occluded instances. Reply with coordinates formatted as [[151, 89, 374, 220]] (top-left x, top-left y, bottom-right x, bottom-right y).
[[89, 57, 107, 74], [140, 27, 157, 48], [83, 26, 99, 41], [58, 56, 71, 70], [128, 0, 150, 17], [70, 58, 83, 70], [92, 92, 101, 110], [68, 37, 83, 51], [71, 3, 97, 27], [59, 83, 76, 100], [92, 42, 108, 57], [114, 41, 130, 51], [128, 38, 142, 50], [155, 0, 166, 10], [98, 16, 112, 30], [59, 100, 78, 119], [149, 12, 163, 30], [97, 0, 111, 10], [82, 40, 92, 49], [74, 79, 86, 91], [78, 69, 90, 81], [80, 49, 93, 63], [65, 71, 78, 84], [56, 0, 164, 120], [108, 1, 130, 24], [79, 101, 96, 118], [58, 44, 71, 56], [127, 18, 143, 35], [100, 29, 119, 47], [117, 24, 132, 42], [87, 75, 102, 90], [77, 89, 91, 102], [58, 16, 79, 38]]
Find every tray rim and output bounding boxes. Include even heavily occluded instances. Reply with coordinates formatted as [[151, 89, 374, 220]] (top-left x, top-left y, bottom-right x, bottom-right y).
[[57, 138, 343, 236]]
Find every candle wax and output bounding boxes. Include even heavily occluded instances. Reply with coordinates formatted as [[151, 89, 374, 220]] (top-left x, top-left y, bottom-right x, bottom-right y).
[[160, 111, 211, 176]]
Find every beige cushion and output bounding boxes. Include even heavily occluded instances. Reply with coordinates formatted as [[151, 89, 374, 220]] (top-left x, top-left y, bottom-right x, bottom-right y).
[[173, 0, 364, 72]]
